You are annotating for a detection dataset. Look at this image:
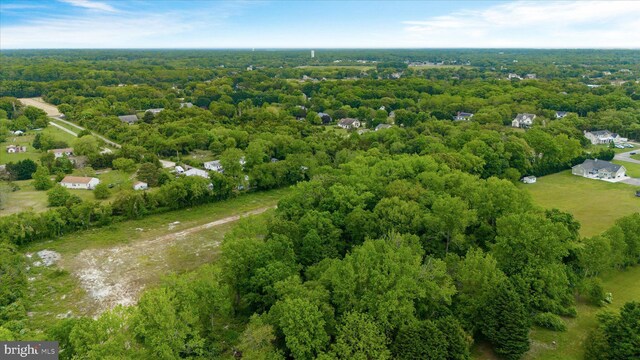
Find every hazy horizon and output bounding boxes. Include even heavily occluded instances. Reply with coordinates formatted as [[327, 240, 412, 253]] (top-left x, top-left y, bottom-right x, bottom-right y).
[[2, 0, 640, 50]]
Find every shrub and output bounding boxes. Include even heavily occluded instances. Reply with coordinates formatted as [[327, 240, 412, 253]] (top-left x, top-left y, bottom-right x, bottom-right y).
[[583, 278, 608, 307], [94, 183, 110, 200], [532, 312, 567, 332]]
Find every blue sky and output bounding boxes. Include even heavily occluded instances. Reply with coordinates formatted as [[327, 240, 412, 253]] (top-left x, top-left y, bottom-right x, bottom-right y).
[[1, 0, 639, 49]]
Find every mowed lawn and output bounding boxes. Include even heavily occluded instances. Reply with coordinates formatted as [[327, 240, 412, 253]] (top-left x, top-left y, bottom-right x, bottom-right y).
[[1, 126, 78, 164], [613, 160, 640, 178], [523, 171, 640, 237]]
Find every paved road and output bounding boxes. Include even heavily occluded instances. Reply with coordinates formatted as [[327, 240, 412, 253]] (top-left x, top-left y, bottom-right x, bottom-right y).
[[621, 178, 640, 186], [49, 121, 78, 137], [50, 116, 122, 149], [613, 141, 640, 165]]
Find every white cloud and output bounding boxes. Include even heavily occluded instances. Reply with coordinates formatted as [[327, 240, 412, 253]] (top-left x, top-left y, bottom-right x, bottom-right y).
[[0, 1, 265, 49], [59, 0, 117, 12], [402, 1, 640, 48]]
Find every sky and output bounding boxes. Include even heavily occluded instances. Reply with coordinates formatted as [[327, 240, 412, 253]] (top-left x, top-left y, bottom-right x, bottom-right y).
[[1, 0, 639, 49]]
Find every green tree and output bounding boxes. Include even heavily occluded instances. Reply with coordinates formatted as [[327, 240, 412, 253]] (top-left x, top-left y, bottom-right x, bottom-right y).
[[430, 194, 476, 254], [112, 157, 137, 173], [93, 183, 110, 200], [328, 312, 390, 360], [272, 297, 329, 360], [47, 184, 71, 207], [6, 159, 37, 180], [237, 315, 284, 360], [136, 163, 161, 187], [481, 280, 530, 360], [73, 135, 100, 156], [32, 165, 53, 190], [392, 320, 447, 360]]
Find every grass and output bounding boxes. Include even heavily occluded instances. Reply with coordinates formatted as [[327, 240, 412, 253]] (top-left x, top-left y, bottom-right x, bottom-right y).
[[613, 160, 640, 178], [526, 266, 640, 360], [296, 65, 374, 70], [22, 187, 290, 254], [522, 170, 639, 237], [409, 64, 470, 69], [0, 180, 49, 215], [21, 189, 288, 332], [588, 144, 632, 155], [1, 126, 78, 164]]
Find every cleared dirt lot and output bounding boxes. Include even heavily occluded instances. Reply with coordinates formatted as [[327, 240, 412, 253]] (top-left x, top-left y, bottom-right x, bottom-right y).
[[18, 97, 61, 116]]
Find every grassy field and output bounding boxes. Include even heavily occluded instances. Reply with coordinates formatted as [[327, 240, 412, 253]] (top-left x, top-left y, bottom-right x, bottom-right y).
[[632, 154, 640, 161], [613, 160, 640, 177], [21, 188, 289, 332], [523, 171, 639, 237], [526, 266, 640, 360], [408, 64, 470, 69], [1, 126, 78, 164]]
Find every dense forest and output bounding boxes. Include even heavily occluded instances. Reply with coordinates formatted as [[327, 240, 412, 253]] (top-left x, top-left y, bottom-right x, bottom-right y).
[[1, 49, 639, 359]]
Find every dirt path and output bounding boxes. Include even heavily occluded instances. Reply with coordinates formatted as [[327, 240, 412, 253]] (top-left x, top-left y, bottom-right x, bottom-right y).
[[53, 117, 122, 149], [66, 206, 274, 315]]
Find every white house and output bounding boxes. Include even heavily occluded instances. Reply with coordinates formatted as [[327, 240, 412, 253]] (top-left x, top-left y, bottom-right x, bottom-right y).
[[49, 148, 74, 158], [584, 130, 615, 145], [6, 145, 27, 153], [185, 168, 209, 179], [133, 181, 148, 190], [453, 112, 474, 121], [521, 176, 537, 184], [60, 176, 100, 190], [337, 118, 361, 129], [511, 113, 536, 129], [145, 108, 164, 115], [204, 160, 223, 172], [118, 115, 139, 124], [571, 159, 626, 180]]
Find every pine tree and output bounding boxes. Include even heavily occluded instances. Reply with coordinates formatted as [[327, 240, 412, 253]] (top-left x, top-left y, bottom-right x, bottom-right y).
[[482, 280, 530, 360]]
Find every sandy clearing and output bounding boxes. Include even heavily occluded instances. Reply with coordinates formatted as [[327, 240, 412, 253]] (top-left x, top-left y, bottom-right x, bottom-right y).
[[18, 97, 61, 117], [64, 206, 275, 315]]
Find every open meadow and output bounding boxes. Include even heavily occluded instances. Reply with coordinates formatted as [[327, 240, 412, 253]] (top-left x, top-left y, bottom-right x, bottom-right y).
[[523, 170, 639, 237], [20, 187, 289, 332]]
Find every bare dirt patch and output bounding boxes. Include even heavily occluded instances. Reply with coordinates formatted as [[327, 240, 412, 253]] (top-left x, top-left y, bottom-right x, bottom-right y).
[[18, 97, 61, 117], [61, 206, 274, 315]]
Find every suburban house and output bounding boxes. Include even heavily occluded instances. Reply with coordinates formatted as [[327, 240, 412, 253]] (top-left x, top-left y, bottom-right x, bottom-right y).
[[525, 74, 537, 79], [511, 113, 536, 129], [145, 108, 164, 115], [375, 124, 392, 131], [583, 130, 628, 144], [60, 176, 100, 190], [118, 115, 139, 124], [555, 111, 568, 119], [521, 176, 537, 184], [133, 181, 148, 190], [572, 159, 626, 180], [49, 148, 74, 158], [453, 112, 474, 121], [180, 102, 194, 108], [337, 118, 361, 129], [318, 112, 332, 124], [508, 73, 522, 80], [184, 167, 209, 179], [204, 160, 223, 172], [6, 145, 27, 153]]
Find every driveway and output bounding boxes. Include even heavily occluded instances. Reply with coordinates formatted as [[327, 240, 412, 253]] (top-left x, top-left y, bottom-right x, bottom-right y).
[[620, 178, 640, 186], [614, 142, 640, 165]]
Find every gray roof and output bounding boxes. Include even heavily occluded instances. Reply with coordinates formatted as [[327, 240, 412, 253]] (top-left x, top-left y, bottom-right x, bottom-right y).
[[589, 130, 612, 136], [575, 159, 623, 172], [338, 118, 359, 125], [514, 113, 536, 122], [118, 115, 139, 124], [375, 124, 392, 130]]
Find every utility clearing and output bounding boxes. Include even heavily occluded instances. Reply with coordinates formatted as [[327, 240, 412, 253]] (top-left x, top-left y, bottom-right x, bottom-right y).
[[18, 97, 61, 116], [22, 188, 288, 328], [67, 207, 273, 313]]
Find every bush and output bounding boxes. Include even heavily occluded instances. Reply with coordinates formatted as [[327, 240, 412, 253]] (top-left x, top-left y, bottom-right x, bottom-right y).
[[583, 278, 609, 307], [94, 183, 110, 200], [532, 312, 567, 332], [47, 184, 71, 207]]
